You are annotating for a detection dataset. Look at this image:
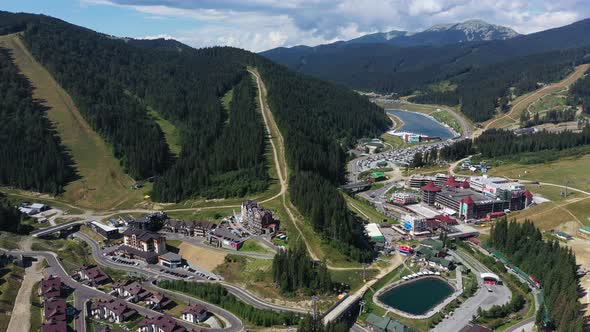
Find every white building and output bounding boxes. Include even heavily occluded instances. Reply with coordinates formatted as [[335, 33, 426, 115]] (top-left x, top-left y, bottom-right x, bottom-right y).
[[181, 303, 208, 323]]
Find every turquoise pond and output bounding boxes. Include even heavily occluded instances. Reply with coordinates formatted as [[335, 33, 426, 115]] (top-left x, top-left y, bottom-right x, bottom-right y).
[[377, 277, 454, 315], [387, 109, 454, 139]]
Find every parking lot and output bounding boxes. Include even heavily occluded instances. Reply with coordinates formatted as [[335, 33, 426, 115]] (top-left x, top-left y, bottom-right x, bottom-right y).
[[354, 140, 460, 175]]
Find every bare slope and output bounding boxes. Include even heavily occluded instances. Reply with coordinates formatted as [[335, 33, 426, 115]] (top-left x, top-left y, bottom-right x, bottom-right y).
[[0, 34, 140, 209]]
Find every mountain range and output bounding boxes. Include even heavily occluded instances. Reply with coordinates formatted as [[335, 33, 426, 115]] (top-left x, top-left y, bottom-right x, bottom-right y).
[[343, 19, 519, 46], [261, 18, 590, 122]]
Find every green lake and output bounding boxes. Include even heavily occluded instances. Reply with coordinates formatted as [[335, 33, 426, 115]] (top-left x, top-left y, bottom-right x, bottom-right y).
[[378, 277, 454, 315]]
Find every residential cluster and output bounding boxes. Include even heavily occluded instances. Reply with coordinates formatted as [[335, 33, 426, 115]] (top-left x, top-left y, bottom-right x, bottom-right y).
[[40, 275, 67, 332]]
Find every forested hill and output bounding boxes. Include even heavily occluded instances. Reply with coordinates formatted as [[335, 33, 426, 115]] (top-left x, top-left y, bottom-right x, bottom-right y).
[[0, 46, 76, 194], [261, 18, 590, 122], [0, 11, 389, 260]]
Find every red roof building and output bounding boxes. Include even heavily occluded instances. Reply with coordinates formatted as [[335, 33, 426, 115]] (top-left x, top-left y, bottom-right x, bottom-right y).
[[138, 314, 189, 332], [421, 181, 441, 206], [41, 275, 62, 300], [421, 181, 441, 192], [443, 176, 461, 188]]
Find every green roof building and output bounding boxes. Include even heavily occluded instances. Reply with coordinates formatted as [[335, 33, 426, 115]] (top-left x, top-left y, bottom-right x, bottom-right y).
[[366, 314, 416, 332], [370, 171, 386, 180], [421, 238, 444, 251]]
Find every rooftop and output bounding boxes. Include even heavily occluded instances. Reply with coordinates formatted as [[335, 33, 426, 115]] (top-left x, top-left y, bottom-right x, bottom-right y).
[[182, 303, 207, 316], [421, 180, 441, 192], [90, 220, 118, 232], [209, 228, 243, 243], [122, 228, 163, 242], [438, 187, 505, 205], [159, 252, 182, 262], [365, 223, 384, 238]]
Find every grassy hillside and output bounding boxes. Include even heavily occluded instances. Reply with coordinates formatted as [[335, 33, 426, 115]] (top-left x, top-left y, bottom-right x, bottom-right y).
[[0, 34, 144, 209]]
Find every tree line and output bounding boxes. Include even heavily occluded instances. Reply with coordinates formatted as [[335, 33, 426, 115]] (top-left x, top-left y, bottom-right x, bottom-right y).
[[489, 219, 583, 331], [0, 193, 30, 234], [520, 108, 576, 128], [570, 69, 590, 115], [0, 47, 76, 194], [158, 279, 299, 326], [152, 75, 268, 200], [272, 240, 333, 296], [7, 14, 268, 199], [255, 58, 390, 262], [412, 126, 590, 168], [1, 12, 392, 261]]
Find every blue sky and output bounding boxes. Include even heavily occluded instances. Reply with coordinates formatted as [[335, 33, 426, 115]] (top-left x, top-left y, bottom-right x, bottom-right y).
[[3, 0, 589, 52]]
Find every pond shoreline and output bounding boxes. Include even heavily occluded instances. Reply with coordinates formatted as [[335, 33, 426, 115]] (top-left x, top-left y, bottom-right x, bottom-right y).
[[386, 109, 455, 139], [373, 275, 461, 320]]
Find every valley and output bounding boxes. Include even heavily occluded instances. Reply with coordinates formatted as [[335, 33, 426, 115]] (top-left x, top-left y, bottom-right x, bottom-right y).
[[0, 7, 589, 332]]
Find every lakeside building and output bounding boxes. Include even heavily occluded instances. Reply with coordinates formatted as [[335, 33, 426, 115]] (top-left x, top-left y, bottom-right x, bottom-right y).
[[365, 313, 416, 332], [241, 201, 278, 235]]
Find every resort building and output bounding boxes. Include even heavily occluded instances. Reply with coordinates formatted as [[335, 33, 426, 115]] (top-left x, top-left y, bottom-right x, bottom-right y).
[[401, 214, 428, 235], [122, 228, 167, 255], [40, 275, 67, 332], [89, 221, 119, 239], [76, 265, 110, 285], [112, 280, 151, 302], [207, 228, 244, 250], [138, 314, 187, 332], [158, 252, 182, 269], [163, 220, 216, 237], [90, 299, 136, 323], [365, 223, 385, 243], [390, 192, 417, 205], [366, 313, 416, 332], [40, 275, 63, 300], [146, 292, 173, 310], [43, 298, 67, 332], [181, 303, 209, 323], [241, 201, 278, 235]]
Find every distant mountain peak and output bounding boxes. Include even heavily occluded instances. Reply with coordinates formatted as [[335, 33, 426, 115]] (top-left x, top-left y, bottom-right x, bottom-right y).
[[293, 19, 520, 48], [423, 19, 520, 41]]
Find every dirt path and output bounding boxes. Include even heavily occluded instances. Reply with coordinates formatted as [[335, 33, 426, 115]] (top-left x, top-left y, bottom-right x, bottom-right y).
[[6, 260, 43, 332], [485, 64, 589, 130], [248, 69, 367, 270]]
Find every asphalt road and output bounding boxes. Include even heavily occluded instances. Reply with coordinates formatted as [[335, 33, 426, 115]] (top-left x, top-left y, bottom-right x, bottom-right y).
[[2, 247, 244, 332], [432, 250, 512, 332], [76, 232, 313, 314]]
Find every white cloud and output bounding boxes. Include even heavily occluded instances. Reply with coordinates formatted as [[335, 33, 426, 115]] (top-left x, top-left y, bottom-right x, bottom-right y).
[[85, 0, 590, 51]]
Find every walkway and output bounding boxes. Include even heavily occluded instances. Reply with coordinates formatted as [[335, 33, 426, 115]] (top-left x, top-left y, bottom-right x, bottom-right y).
[[6, 260, 43, 332]]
